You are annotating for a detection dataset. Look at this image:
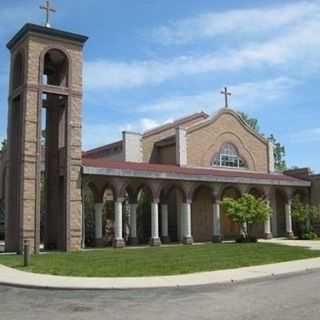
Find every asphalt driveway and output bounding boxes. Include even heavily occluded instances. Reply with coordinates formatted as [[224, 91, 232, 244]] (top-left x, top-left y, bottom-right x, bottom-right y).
[[0, 270, 320, 320]]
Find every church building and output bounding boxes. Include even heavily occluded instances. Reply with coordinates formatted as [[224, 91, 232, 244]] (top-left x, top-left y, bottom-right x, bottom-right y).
[[0, 18, 319, 253]]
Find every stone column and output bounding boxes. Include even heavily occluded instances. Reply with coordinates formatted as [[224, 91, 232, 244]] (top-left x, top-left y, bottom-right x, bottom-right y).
[[285, 198, 294, 239], [264, 199, 273, 239], [113, 200, 125, 248], [182, 201, 193, 244], [161, 204, 170, 243], [212, 201, 222, 242], [128, 203, 138, 245], [94, 203, 104, 245], [151, 201, 161, 246]]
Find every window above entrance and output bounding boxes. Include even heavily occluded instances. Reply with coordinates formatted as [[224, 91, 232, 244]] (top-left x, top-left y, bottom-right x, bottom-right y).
[[211, 143, 247, 169]]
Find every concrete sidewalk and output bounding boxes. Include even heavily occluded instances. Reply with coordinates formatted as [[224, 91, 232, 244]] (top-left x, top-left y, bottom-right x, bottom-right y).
[[260, 239, 320, 250], [1, 257, 320, 290]]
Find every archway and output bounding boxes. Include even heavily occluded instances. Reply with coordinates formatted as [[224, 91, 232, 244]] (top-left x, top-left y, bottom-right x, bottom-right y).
[[41, 49, 71, 250], [136, 185, 153, 244], [12, 51, 24, 90], [160, 184, 186, 242], [101, 186, 115, 246], [248, 187, 266, 238], [83, 183, 97, 247], [221, 186, 241, 239], [192, 185, 213, 242], [275, 189, 287, 236], [43, 49, 68, 86]]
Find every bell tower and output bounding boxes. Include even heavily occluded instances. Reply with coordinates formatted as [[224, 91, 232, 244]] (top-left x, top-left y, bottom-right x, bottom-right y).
[[5, 24, 88, 252]]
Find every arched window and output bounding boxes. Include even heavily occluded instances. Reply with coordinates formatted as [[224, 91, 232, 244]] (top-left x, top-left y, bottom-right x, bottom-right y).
[[43, 49, 68, 87], [212, 143, 247, 169]]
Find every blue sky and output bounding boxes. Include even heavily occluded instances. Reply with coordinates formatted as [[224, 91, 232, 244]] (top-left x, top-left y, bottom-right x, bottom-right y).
[[1, 0, 320, 172]]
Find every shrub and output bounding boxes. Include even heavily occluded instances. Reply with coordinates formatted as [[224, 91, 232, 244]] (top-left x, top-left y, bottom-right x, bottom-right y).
[[292, 195, 320, 240]]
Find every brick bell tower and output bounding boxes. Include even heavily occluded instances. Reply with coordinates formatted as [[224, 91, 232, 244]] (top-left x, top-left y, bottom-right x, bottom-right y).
[[5, 23, 88, 253]]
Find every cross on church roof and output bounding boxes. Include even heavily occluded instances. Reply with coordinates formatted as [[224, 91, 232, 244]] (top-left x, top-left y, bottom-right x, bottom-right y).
[[40, 1, 56, 28], [220, 87, 232, 108]]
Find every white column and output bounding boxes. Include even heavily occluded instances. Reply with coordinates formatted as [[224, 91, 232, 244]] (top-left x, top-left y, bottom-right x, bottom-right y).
[[264, 199, 272, 239], [264, 216, 272, 237], [183, 201, 193, 244], [129, 203, 137, 240], [113, 200, 125, 248], [161, 204, 169, 242], [151, 201, 161, 246], [94, 203, 103, 240], [285, 199, 294, 238], [212, 201, 221, 242]]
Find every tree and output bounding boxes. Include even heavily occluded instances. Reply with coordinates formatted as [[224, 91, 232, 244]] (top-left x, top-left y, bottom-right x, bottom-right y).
[[238, 112, 260, 132], [268, 134, 287, 171], [292, 194, 320, 240], [0, 139, 7, 152], [239, 112, 287, 172], [222, 193, 271, 241]]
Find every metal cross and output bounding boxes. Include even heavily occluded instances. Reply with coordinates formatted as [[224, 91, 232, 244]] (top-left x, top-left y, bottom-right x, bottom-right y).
[[220, 87, 232, 108], [40, 1, 56, 28]]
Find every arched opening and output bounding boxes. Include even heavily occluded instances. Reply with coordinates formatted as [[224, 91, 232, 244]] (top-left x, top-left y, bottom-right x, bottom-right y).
[[101, 187, 115, 246], [43, 49, 68, 87], [83, 183, 97, 247], [248, 187, 266, 238], [160, 184, 186, 243], [12, 52, 24, 90], [292, 190, 308, 237], [136, 185, 153, 244], [221, 186, 241, 239], [191, 185, 213, 242], [275, 189, 287, 236]]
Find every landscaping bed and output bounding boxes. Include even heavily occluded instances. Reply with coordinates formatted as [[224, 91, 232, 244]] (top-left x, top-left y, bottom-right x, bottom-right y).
[[0, 243, 319, 277]]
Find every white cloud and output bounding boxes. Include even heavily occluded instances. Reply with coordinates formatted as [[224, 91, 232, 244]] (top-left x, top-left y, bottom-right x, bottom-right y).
[[152, 1, 319, 45], [140, 118, 160, 131], [82, 76, 296, 150], [290, 128, 320, 143], [85, 16, 320, 90], [137, 77, 298, 114], [83, 118, 173, 150]]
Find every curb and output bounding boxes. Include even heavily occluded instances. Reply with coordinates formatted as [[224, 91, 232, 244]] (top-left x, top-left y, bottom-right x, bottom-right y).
[[1, 257, 320, 290]]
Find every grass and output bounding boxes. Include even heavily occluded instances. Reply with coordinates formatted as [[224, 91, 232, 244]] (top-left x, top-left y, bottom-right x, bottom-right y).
[[0, 243, 319, 277]]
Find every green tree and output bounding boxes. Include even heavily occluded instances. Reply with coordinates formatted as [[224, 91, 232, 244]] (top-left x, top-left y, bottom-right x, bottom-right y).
[[292, 194, 320, 240], [0, 139, 7, 152], [268, 134, 287, 171], [222, 193, 271, 241], [238, 112, 260, 132], [239, 112, 287, 172]]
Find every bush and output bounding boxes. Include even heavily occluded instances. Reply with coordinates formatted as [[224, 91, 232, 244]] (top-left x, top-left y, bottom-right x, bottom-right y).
[[292, 195, 320, 240]]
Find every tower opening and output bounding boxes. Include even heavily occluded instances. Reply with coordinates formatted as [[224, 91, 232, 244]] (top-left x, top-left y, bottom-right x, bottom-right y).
[[41, 92, 68, 250], [43, 49, 68, 87], [12, 52, 24, 90]]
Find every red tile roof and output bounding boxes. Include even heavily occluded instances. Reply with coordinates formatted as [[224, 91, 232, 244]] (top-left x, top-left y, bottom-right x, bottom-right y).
[[82, 157, 307, 183], [83, 140, 122, 157]]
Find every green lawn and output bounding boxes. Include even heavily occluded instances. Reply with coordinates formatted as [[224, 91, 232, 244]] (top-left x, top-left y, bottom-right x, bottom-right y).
[[0, 243, 319, 277]]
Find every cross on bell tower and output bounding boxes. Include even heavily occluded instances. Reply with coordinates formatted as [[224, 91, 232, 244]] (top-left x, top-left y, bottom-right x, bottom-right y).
[[40, 0, 56, 28], [220, 87, 232, 108]]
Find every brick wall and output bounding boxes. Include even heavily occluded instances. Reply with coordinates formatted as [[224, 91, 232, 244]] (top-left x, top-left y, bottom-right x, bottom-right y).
[[186, 110, 269, 172]]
